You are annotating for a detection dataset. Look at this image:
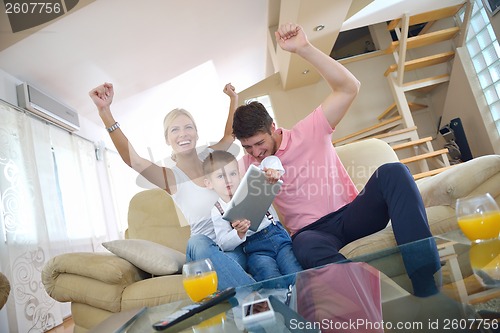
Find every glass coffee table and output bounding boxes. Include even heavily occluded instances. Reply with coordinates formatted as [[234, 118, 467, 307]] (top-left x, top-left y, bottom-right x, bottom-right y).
[[94, 233, 499, 333]]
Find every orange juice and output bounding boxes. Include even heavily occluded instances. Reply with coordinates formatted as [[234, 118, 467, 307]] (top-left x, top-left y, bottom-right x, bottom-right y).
[[194, 312, 227, 332], [458, 210, 500, 242], [469, 239, 500, 285], [183, 271, 218, 302], [469, 239, 500, 269]]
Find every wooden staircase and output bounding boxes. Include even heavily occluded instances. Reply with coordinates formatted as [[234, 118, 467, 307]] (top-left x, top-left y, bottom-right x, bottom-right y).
[[332, 1, 472, 179], [384, 51, 456, 77], [332, 115, 403, 146], [392, 136, 451, 179], [385, 27, 460, 54], [377, 102, 427, 121]]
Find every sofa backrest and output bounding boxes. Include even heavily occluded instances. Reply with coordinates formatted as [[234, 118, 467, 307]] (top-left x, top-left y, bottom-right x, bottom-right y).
[[336, 138, 399, 191], [126, 188, 191, 253]]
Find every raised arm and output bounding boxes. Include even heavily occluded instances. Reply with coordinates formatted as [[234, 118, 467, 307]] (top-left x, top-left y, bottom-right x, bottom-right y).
[[210, 83, 238, 151], [89, 83, 174, 193], [275, 23, 360, 128]]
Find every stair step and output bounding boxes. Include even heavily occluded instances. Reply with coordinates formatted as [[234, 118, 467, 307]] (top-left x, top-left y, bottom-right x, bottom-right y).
[[377, 103, 397, 120], [332, 116, 402, 145], [392, 136, 433, 150], [384, 51, 455, 77], [408, 102, 428, 112], [377, 102, 428, 120], [403, 74, 450, 92], [400, 148, 449, 164], [386, 27, 460, 54], [387, 3, 466, 30], [413, 165, 455, 180], [372, 126, 418, 140]]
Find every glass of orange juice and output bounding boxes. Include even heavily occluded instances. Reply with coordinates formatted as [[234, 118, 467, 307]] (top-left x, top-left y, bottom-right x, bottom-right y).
[[469, 239, 500, 287], [456, 193, 500, 242], [182, 258, 218, 302]]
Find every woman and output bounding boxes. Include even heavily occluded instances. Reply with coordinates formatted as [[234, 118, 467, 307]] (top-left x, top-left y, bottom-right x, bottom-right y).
[[89, 82, 255, 289]]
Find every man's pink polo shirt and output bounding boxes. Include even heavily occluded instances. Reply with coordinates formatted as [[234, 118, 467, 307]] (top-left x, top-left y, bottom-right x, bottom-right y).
[[239, 106, 358, 235]]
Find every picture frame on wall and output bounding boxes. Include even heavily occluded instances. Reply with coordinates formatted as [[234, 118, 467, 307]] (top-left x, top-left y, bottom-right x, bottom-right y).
[[482, 0, 500, 16]]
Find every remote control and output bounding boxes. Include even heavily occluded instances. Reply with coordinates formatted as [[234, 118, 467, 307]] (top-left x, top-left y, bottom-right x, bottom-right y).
[[152, 287, 236, 331]]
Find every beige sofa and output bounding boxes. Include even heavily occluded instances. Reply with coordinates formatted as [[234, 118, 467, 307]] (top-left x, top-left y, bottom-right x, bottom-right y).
[[42, 138, 500, 333]]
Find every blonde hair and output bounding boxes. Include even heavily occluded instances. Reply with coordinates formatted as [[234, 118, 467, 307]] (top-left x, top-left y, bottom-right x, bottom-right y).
[[163, 109, 198, 161], [163, 108, 198, 139]]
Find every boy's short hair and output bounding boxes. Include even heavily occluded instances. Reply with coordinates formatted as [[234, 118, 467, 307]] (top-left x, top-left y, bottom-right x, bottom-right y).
[[202, 150, 237, 176], [232, 101, 273, 139]]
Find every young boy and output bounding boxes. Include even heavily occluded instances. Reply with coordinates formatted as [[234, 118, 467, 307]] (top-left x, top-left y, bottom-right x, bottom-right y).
[[202, 150, 302, 282]]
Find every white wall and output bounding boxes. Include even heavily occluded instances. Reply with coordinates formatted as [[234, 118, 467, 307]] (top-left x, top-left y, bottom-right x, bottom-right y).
[[439, 48, 499, 156], [0, 68, 22, 105]]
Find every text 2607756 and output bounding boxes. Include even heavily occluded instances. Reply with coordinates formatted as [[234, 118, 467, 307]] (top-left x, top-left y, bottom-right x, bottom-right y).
[[5, 2, 61, 14]]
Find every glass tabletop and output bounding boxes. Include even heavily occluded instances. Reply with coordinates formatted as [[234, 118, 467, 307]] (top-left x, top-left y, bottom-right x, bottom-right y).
[[117, 233, 500, 333]]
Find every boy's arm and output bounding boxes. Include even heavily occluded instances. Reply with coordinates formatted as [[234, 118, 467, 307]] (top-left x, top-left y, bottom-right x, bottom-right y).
[[212, 208, 246, 251], [275, 24, 360, 129]]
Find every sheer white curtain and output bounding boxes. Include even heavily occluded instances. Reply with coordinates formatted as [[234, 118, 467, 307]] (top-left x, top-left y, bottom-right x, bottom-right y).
[[104, 149, 143, 234], [0, 100, 117, 332]]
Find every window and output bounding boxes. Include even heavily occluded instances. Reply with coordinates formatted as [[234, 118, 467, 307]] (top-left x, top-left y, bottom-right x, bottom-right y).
[[245, 95, 278, 126], [462, 0, 500, 135]]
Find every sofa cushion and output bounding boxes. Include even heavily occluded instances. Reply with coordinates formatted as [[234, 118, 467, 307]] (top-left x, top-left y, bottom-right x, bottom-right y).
[[121, 274, 188, 310], [127, 188, 191, 253], [416, 155, 500, 207], [42, 253, 145, 313], [71, 302, 113, 332], [336, 138, 399, 190], [102, 239, 186, 276], [340, 227, 398, 258]]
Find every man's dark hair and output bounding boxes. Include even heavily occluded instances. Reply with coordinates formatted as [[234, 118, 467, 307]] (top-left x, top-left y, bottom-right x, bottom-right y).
[[232, 101, 274, 139]]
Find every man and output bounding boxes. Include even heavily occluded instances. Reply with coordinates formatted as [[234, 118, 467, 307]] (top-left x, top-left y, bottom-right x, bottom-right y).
[[233, 23, 440, 297]]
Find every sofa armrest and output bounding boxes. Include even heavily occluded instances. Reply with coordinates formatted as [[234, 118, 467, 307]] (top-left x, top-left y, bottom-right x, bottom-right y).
[[417, 155, 500, 208], [42, 252, 148, 313]]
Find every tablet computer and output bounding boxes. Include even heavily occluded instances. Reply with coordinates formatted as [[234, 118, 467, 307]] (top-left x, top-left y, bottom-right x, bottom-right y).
[[222, 164, 282, 231]]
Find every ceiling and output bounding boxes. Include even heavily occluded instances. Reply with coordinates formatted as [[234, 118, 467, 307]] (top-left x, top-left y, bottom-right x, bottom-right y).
[[0, 0, 465, 129]]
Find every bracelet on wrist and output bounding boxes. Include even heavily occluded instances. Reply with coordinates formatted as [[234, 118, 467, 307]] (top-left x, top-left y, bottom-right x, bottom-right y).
[[106, 122, 120, 133]]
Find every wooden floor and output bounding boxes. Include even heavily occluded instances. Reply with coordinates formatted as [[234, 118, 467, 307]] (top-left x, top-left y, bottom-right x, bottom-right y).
[[46, 317, 74, 333]]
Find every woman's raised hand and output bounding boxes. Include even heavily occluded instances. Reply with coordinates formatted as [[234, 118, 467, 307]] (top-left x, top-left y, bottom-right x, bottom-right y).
[[223, 83, 237, 99], [89, 82, 114, 110]]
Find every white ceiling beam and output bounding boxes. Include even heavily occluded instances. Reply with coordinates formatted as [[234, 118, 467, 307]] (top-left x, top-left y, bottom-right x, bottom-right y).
[[273, 0, 374, 90]]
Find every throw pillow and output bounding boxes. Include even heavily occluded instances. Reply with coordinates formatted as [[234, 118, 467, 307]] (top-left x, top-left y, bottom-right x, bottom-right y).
[[102, 239, 186, 276]]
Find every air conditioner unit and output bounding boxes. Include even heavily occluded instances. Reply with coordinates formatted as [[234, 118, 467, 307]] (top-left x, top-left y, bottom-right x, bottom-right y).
[[16, 82, 80, 132]]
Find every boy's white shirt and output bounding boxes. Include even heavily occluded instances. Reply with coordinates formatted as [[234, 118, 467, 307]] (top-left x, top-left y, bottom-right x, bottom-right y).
[[211, 200, 280, 251], [212, 156, 283, 252]]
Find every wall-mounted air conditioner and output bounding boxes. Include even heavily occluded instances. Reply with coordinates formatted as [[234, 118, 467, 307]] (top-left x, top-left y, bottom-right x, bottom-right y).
[[16, 82, 80, 132]]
